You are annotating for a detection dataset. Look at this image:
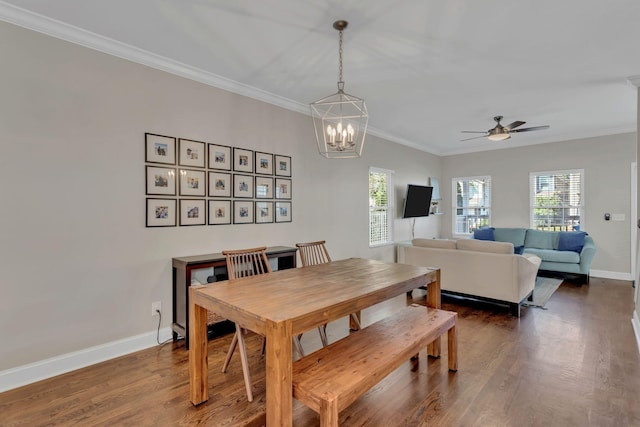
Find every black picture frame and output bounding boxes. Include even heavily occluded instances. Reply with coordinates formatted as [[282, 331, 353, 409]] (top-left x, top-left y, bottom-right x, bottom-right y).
[[179, 138, 206, 168], [275, 201, 292, 223], [275, 178, 292, 200], [233, 174, 254, 198], [233, 147, 254, 173], [255, 151, 274, 175], [208, 143, 232, 171], [208, 172, 232, 197], [145, 133, 176, 165], [179, 199, 206, 226], [274, 154, 291, 177], [233, 200, 254, 224], [255, 201, 274, 224], [179, 169, 206, 197], [208, 200, 231, 225], [146, 198, 177, 227], [146, 166, 176, 195]]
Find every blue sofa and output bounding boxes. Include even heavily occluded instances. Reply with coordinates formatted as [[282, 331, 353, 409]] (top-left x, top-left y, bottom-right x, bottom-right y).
[[474, 227, 596, 283]]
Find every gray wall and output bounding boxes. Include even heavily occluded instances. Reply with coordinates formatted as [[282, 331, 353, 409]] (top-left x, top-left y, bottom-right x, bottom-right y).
[[441, 133, 636, 276], [0, 21, 440, 372]]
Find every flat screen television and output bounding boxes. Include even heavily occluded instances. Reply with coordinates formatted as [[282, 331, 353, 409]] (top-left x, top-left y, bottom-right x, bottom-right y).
[[402, 184, 433, 218]]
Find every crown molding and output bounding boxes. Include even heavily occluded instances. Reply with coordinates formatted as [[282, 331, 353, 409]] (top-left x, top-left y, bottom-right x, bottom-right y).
[[0, 1, 311, 115], [627, 75, 640, 88]]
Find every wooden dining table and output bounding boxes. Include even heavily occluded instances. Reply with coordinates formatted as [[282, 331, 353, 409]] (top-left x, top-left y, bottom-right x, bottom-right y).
[[189, 257, 441, 426]]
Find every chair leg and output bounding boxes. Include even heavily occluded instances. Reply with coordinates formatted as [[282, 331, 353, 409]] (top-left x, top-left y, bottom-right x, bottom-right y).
[[222, 328, 239, 373], [318, 324, 329, 347], [235, 325, 253, 402], [293, 335, 305, 358], [349, 313, 361, 329]]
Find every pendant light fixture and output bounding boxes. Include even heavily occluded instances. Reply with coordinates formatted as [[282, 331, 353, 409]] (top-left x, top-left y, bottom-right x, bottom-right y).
[[310, 20, 368, 159]]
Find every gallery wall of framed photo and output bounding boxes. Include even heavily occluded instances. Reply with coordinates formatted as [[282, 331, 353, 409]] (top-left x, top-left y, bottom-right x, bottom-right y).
[[144, 133, 292, 227]]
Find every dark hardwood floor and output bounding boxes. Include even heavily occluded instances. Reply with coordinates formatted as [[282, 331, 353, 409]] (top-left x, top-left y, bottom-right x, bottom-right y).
[[2, 277, 639, 426]]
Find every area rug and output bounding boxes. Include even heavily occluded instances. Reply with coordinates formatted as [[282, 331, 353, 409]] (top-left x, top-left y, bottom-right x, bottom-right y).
[[523, 277, 564, 309]]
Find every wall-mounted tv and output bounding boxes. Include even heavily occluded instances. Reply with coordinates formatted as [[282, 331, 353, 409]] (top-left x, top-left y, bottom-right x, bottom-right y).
[[402, 184, 433, 218]]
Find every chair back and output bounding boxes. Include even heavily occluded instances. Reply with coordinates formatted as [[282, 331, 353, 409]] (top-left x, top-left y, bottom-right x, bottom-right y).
[[222, 246, 272, 279], [296, 240, 331, 267]]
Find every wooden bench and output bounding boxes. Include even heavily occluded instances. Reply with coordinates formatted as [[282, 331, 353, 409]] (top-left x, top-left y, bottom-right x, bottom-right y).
[[292, 304, 458, 427]]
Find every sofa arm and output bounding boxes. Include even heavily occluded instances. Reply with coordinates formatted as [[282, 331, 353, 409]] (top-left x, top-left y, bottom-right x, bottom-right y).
[[578, 236, 596, 275], [516, 254, 541, 302]]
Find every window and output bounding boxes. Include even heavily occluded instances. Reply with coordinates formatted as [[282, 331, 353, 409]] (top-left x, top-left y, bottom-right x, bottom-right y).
[[369, 167, 394, 246], [530, 170, 583, 231], [453, 176, 491, 235]]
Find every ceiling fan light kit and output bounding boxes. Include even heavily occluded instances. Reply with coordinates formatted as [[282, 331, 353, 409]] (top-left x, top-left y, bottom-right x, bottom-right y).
[[461, 115, 549, 142], [310, 20, 368, 159]]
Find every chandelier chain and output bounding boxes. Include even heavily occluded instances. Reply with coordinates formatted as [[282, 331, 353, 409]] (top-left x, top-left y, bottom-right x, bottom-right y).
[[337, 28, 344, 90]]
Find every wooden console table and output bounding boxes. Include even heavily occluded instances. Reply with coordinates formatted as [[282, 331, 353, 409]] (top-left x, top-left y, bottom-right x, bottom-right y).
[[172, 245, 297, 348]]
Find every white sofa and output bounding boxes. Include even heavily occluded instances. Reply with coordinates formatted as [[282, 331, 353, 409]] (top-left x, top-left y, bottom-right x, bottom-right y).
[[397, 238, 542, 317]]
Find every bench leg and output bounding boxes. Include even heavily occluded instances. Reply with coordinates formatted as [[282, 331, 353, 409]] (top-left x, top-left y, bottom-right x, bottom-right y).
[[448, 324, 458, 372], [320, 392, 339, 427]]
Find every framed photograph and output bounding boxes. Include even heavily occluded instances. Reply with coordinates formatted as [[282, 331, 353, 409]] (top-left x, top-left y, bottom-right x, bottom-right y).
[[146, 198, 176, 227], [255, 151, 274, 175], [179, 199, 206, 226], [233, 147, 254, 173], [255, 176, 274, 199], [179, 138, 206, 168], [145, 133, 176, 165], [208, 200, 231, 225], [233, 174, 254, 198], [208, 143, 231, 171], [274, 154, 291, 177], [146, 166, 176, 195], [179, 169, 206, 197], [233, 200, 254, 224], [275, 178, 292, 199], [275, 201, 292, 223], [255, 201, 274, 224], [208, 172, 231, 197]]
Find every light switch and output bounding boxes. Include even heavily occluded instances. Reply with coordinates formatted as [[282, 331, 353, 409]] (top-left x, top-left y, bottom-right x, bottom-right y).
[[612, 214, 625, 221]]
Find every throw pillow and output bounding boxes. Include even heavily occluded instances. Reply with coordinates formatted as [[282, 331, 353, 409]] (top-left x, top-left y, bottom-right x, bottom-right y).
[[557, 231, 587, 253], [473, 227, 495, 241], [514, 245, 525, 255]]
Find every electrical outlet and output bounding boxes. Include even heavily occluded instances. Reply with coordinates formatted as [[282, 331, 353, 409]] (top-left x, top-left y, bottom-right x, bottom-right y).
[[151, 301, 161, 316]]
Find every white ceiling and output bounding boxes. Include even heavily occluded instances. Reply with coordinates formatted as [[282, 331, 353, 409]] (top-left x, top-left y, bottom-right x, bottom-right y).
[[2, 0, 639, 156]]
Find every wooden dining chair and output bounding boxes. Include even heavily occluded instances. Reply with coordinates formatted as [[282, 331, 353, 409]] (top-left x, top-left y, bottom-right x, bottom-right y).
[[220, 246, 305, 402], [295, 240, 361, 347]]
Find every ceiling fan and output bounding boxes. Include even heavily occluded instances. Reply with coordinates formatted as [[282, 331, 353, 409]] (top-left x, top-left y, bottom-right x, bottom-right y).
[[461, 116, 550, 141]]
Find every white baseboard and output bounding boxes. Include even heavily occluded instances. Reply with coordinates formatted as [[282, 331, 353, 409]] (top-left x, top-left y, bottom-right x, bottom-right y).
[[590, 269, 633, 281], [633, 310, 640, 354], [0, 327, 173, 393]]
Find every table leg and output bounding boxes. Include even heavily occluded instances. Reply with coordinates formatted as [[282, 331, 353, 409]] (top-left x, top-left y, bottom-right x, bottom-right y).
[[265, 319, 293, 427], [189, 292, 209, 405], [426, 270, 442, 358]]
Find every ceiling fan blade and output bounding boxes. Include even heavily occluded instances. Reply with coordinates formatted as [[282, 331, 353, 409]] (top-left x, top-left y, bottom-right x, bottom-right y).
[[511, 125, 550, 133], [461, 135, 488, 141], [461, 131, 488, 133], [504, 121, 525, 131]]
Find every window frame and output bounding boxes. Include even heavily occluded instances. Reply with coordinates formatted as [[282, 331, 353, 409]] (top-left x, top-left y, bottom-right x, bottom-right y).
[[368, 167, 394, 247], [452, 175, 492, 237], [529, 169, 584, 231]]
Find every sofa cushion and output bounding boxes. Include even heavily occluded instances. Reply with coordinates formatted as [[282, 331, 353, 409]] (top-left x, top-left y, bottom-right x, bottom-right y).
[[524, 248, 580, 263], [457, 238, 514, 254], [557, 231, 587, 253], [473, 227, 495, 241], [493, 228, 527, 247], [412, 238, 457, 250], [524, 229, 557, 250]]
